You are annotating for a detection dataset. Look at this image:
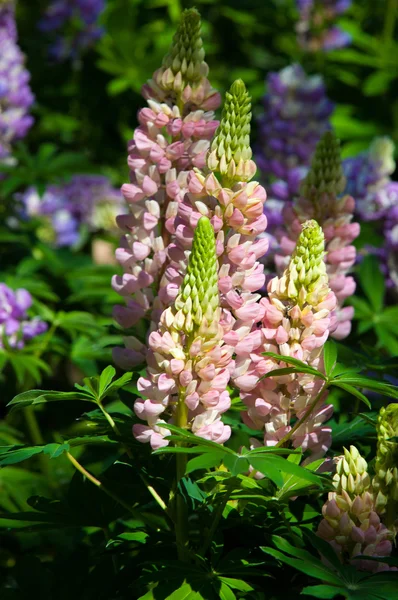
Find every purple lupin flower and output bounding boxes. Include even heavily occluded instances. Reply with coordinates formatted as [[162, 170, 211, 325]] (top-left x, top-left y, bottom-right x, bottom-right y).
[[296, 0, 352, 52], [0, 1, 34, 163], [19, 175, 124, 247], [39, 0, 105, 61], [343, 137, 398, 222], [0, 284, 47, 349], [256, 65, 334, 267]]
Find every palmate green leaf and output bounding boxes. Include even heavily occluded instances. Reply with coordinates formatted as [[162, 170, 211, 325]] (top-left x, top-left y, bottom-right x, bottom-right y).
[[374, 325, 398, 355], [260, 366, 324, 379], [349, 296, 373, 320], [57, 311, 103, 336], [0, 442, 70, 466], [7, 389, 95, 413]]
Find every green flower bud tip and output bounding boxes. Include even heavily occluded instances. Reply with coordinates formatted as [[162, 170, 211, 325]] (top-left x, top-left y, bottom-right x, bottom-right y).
[[300, 131, 346, 201], [207, 79, 255, 182], [174, 217, 219, 333], [369, 137, 396, 175], [285, 219, 327, 299], [162, 8, 208, 85], [373, 404, 398, 511]]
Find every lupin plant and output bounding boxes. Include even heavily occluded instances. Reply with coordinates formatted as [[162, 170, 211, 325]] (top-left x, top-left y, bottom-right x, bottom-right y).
[[112, 8, 220, 369], [133, 216, 232, 449], [372, 404, 398, 532], [318, 445, 396, 571], [276, 131, 360, 339], [234, 220, 336, 459]]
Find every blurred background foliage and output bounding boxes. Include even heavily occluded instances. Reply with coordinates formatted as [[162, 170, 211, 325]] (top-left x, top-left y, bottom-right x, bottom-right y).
[[16, 0, 398, 179]]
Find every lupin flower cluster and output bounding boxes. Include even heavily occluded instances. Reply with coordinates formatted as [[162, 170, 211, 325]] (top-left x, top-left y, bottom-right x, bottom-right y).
[[133, 217, 233, 449], [0, 0, 34, 163], [112, 9, 221, 368], [39, 0, 105, 60], [276, 132, 359, 339], [0, 283, 47, 349], [20, 175, 124, 248], [234, 220, 336, 459], [256, 65, 334, 261], [295, 0, 352, 52], [318, 445, 396, 572], [167, 78, 268, 359], [372, 404, 398, 533]]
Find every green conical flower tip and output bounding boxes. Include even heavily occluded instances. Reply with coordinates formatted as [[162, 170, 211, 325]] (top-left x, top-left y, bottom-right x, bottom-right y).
[[333, 445, 370, 496], [300, 131, 346, 202], [285, 220, 327, 300], [207, 79, 256, 183], [162, 8, 207, 86], [174, 217, 219, 335], [373, 404, 398, 528]]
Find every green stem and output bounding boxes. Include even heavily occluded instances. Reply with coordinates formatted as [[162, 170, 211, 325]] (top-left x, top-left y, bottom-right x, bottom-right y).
[[66, 451, 141, 518], [276, 383, 328, 448], [174, 390, 189, 561], [199, 478, 235, 558], [97, 400, 167, 512]]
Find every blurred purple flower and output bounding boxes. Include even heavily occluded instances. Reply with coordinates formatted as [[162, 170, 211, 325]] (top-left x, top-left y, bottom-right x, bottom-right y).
[[296, 0, 352, 52], [39, 0, 105, 60], [19, 175, 125, 247], [256, 65, 333, 267], [343, 137, 398, 221], [0, 284, 47, 349], [0, 1, 34, 163]]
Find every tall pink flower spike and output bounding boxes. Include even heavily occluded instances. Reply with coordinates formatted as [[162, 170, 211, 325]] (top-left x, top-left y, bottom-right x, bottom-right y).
[[112, 9, 220, 369], [234, 219, 336, 460], [276, 131, 360, 340], [133, 217, 233, 449], [163, 79, 269, 360]]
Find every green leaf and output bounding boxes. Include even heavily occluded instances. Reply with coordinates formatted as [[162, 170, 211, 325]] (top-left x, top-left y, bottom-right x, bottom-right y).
[[323, 341, 338, 377], [248, 454, 323, 487], [218, 582, 236, 600], [262, 352, 326, 379], [0, 442, 70, 466], [330, 382, 371, 408], [165, 583, 205, 600], [332, 376, 398, 399], [217, 578, 253, 592], [301, 584, 344, 599], [7, 389, 95, 413], [186, 453, 223, 474], [261, 539, 342, 586], [359, 256, 385, 313], [349, 296, 374, 320], [98, 365, 116, 398], [223, 454, 250, 476]]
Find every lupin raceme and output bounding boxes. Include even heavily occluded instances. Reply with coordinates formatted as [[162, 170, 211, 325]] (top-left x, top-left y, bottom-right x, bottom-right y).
[[373, 404, 398, 529], [172, 216, 220, 340], [207, 79, 257, 183], [300, 130, 347, 206]]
